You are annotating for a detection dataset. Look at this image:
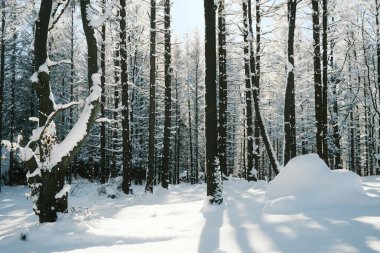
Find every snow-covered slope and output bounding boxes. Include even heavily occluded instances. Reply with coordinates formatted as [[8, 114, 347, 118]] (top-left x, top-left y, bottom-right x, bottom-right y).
[[1, 160, 380, 253]]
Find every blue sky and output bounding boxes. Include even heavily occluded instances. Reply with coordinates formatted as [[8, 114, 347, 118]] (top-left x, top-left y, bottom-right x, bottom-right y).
[[172, 0, 204, 38]]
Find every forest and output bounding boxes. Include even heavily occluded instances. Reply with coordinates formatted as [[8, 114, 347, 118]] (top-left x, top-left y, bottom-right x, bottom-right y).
[[1, 0, 380, 252]]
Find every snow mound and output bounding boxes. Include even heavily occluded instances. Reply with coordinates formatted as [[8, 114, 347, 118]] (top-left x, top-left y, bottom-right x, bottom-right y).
[[264, 154, 378, 213]]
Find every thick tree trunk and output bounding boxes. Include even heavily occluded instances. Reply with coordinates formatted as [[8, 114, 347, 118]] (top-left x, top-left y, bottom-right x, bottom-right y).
[[161, 0, 172, 189], [120, 0, 132, 194], [205, 0, 222, 204], [146, 0, 156, 194], [284, 0, 297, 165], [218, 0, 228, 178], [25, 0, 101, 223]]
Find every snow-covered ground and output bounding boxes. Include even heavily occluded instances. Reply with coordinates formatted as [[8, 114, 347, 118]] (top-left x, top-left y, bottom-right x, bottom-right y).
[[1, 155, 380, 253]]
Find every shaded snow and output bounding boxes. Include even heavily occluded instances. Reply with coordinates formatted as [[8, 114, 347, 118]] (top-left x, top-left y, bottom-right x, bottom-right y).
[[0, 173, 380, 252]]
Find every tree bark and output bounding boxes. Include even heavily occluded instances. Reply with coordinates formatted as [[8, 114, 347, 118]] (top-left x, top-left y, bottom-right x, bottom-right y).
[[9, 32, 16, 184], [0, 0, 5, 192], [284, 0, 297, 165], [254, 0, 261, 179], [25, 0, 101, 223], [100, 0, 107, 184], [312, 0, 324, 162], [243, 0, 255, 181], [205, 0, 222, 204], [146, 0, 156, 194], [321, 0, 329, 165], [161, 0, 172, 189], [218, 0, 228, 178], [120, 0, 132, 194]]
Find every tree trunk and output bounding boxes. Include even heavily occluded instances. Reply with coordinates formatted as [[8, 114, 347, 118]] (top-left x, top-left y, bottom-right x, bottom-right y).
[[120, 0, 132, 194], [174, 73, 179, 185], [161, 0, 172, 189], [218, 0, 228, 179], [284, 0, 297, 165], [329, 16, 341, 170], [205, 0, 222, 204], [146, 0, 156, 194], [254, 0, 261, 179], [243, 0, 255, 181], [99, 0, 107, 184], [25, 0, 101, 223], [194, 46, 200, 183], [0, 0, 5, 191], [375, 0, 380, 171], [188, 90, 194, 184], [321, 0, 329, 165], [312, 0, 324, 162], [9, 32, 16, 184]]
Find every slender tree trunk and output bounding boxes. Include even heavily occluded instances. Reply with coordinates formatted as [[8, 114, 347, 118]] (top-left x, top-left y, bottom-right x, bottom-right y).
[[146, 0, 156, 193], [218, 0, 228, 179], [69, 3, 75, 130], [312, 0, 324, 161], [194, 52, 200, 183], [9, 33, 16, 184], [248, 0, 280, 175], [0, 0, 5, 192], [243, 0, 255, 181], [254, 0, 261, 179], [188, 89, 194, 184], [376, 0, 380, 171], [284, 0, 297, 165], [330, 16, 341, 170], [100, 0, 106, 184], [205, 0, 222, 204], [120, 0, 132, 194], [161, 0, 172, 189], [321, 0, 329, 165], [174, 73, 179, 185]]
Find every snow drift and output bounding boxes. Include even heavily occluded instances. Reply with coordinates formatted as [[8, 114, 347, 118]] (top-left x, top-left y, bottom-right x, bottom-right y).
[[264, 154, 378, 213]]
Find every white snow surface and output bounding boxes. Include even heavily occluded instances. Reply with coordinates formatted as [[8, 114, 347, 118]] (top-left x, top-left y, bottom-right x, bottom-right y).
[[1, 166, 380, 252], [264, 154, 378, 213]]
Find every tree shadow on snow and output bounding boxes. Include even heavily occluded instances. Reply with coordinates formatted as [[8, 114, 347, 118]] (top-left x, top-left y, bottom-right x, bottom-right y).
[[197, 201, 225, 253]]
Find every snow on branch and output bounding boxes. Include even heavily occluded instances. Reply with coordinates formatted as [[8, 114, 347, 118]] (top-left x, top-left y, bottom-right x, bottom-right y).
[[27, 101, 79, 147], [49, 0, 70, 31], [89, 0, 117, 28], [49, 73, 101, 167]]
